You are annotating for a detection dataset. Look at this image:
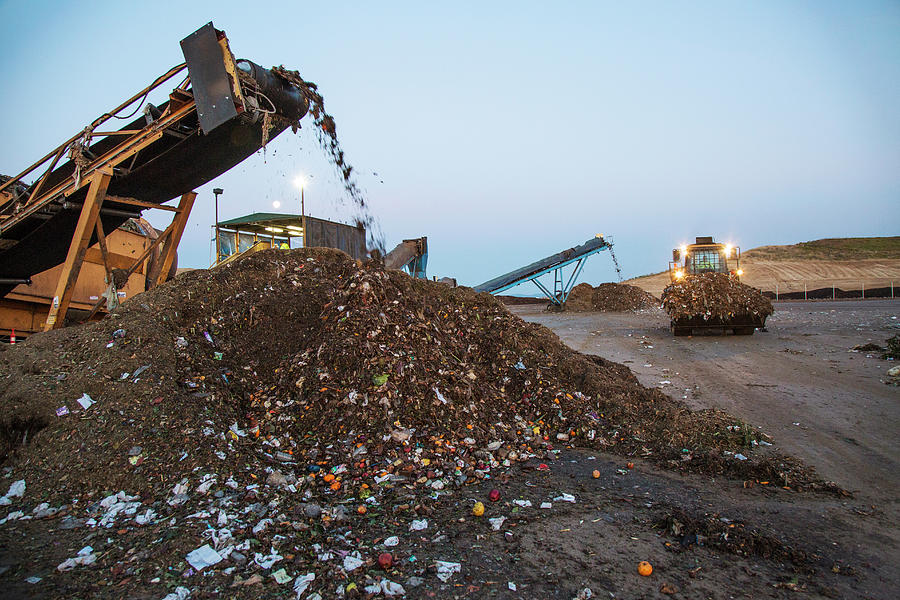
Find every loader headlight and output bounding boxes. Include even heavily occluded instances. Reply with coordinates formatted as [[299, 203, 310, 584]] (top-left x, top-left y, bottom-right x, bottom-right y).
[[736, 269, 744, 276], [675, 269, 684, 279]]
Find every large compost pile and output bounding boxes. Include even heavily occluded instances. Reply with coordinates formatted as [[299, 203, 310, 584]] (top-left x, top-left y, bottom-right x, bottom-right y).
[[661, 273, 774, 321], [566, 283, 658, 312], [0, 250, 814, 598]]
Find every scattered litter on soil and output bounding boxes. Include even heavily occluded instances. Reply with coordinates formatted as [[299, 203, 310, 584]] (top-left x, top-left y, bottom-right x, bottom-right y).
[[567, 282, 659, 312], [883, 335, 900, 360], [661, 273, 774, 321], [0, 249, 835, 598]]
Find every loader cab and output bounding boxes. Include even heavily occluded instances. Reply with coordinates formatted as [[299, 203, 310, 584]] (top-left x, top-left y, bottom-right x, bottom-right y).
[[669, 236, 742, 282]]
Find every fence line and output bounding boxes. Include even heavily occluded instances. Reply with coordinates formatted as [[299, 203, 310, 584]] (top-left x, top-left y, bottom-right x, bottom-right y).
[[768, 279, 896, 300]]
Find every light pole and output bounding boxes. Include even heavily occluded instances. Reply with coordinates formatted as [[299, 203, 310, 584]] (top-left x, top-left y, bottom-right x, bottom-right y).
[[213, 188, 223, 264], [294, 176, 306, 248]]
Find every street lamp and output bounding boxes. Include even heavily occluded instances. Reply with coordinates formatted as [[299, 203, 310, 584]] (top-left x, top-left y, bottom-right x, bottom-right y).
[[213, 188, 223, 264], [293, 176, 306, 248]]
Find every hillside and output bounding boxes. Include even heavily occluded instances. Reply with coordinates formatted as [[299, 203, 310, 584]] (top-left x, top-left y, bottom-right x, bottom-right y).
[[742, 237, 900, 261], [627, 237, 900, 297]]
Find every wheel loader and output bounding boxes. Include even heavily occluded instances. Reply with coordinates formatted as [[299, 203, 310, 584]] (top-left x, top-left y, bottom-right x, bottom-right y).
[[666, 236, 768, 336]]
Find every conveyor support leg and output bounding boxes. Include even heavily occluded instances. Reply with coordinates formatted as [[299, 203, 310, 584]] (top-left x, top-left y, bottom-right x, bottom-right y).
[[155, 192, 196, 287], [44, 169, 112, 330]]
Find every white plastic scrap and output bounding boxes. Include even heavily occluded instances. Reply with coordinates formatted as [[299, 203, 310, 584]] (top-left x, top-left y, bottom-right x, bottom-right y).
[[435, 561, 461, 582], [98, 491, 141, 527], [135, 508, 157, 525], [161, 587, 191, 600], [381, 580, 406, 596], [383, 536, 400, 547], [540, 502, 552, 509], [168, 479, 190, 506], [734, 453, 748, 461], [252, 518, 273, 534], [343, 552, 364, 571], [508, 582, 517, 591], [76, 393, 95, 410], [185, 544, 223, 571], [57, 546, 97, 571], [196, 474, 217, 494], [409, 519, 428, 531], [0, 511, 24, 525], [0, 480, 25, 505], [254, 548, 283, 569], [293, 572, 315, 597], [433, 387, 447, 404], [554, 493, 576, 503], [489, 516, 506, 531], [513, 499, 532, 508], [272, 568, 292, 584]]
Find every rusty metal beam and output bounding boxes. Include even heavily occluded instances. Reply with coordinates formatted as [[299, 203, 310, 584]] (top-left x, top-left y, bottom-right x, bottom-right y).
[[0, 63, 188, 200], [94, 219, 112, 279], [44, 169, 112, 330], [0, 102, 195, 234], [107, 195, 180, 212], [155, 192, 195, 286]]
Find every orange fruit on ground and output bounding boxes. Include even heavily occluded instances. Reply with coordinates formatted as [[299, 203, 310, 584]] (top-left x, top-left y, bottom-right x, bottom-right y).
[[592, 470, 600, 479], [323, 473, 335, 483], [357, 505, 367, 515], [638, 561, 653, 576], [627, 462, 635, 469]]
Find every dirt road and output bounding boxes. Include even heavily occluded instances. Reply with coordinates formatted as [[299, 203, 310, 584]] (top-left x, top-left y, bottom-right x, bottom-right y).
[[503, 299, 899, 597], [511, 300, 899, 501]]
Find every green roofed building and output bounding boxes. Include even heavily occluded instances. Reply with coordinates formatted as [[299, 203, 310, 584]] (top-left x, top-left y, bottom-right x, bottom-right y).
[[214, 212, 366, 265]]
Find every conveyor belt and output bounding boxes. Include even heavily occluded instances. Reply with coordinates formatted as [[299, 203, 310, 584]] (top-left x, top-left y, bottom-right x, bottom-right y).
[[384, 237, 427, 278], [474, 236, 611, 304], [0, 23, 309, 299]]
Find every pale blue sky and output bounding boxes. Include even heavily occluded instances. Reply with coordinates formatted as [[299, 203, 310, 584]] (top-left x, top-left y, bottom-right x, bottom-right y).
[[1, 1, 898, 289]]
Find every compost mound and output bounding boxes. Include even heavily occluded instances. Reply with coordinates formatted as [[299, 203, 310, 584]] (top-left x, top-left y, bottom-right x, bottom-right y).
[[661, 273, 774, 321], [567, 282, 658, 312], [0, 250, 806, 499]]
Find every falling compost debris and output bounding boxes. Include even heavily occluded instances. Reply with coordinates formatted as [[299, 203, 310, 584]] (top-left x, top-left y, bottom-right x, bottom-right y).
[[272, 66, 385, 254]]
